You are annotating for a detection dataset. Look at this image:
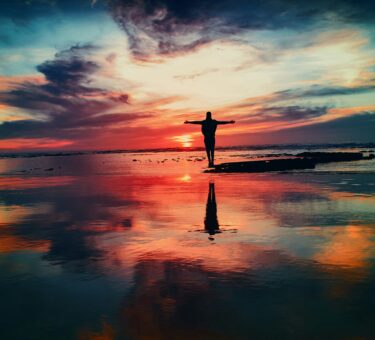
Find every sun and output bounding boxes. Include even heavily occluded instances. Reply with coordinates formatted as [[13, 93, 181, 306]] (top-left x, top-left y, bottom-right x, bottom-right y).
[[179, 174, 192, 182], [171, 134, 194, 148]]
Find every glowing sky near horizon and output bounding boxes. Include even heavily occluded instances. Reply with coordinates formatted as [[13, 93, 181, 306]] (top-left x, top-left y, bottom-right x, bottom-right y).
[[0, 0, 375, 151]]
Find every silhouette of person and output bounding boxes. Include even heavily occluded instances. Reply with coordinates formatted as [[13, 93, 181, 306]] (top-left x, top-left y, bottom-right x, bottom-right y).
[[184, 112, 235, 167], [204, 182, 221, 241]]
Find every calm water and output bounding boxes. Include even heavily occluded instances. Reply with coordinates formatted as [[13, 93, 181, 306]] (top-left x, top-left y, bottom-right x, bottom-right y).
[[1, 148, 375, 339]]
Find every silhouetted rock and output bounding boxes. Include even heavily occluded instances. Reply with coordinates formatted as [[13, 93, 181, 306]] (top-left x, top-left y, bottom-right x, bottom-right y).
[[206, 158, 316, 173], [296, 152, 365, 163], [206, 152, 374, 173]]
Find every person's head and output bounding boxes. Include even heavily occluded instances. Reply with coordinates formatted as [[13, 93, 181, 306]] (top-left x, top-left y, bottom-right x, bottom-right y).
[[206, 111, 212, 120]]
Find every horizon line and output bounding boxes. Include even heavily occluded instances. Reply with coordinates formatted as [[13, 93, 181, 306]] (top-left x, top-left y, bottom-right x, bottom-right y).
[[1, 142, 374, 159]]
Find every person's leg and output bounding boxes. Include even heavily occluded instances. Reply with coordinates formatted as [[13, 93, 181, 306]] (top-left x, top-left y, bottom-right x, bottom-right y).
[[208, 138, 215, 167], [208, 148, 213, 167], [211, 138, 216, 166], [204, 139, 211, 166]]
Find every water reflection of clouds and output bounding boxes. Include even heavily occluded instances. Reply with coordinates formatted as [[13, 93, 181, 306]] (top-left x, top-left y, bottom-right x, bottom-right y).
[[0, 171, 374, 276], [1, 167, 375, 338], [0, 176, 141, 272]]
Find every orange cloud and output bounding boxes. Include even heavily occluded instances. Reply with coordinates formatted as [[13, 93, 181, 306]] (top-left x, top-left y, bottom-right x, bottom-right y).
[[314, 225, 374, 270], [0, 138, 74, 151], [0, 75, 45, 91]]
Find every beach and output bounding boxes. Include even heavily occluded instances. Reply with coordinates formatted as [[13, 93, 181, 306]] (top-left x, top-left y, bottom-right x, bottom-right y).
[[1, 146, 375, 339]]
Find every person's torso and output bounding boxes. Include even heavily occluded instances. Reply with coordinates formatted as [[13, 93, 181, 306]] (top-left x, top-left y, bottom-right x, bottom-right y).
[[201, 120, 217, 138]]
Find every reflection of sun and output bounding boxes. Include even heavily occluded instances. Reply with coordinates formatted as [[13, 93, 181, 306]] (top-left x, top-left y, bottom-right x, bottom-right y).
[[179, 174, 192, 182], [171, 134, 193, 148]]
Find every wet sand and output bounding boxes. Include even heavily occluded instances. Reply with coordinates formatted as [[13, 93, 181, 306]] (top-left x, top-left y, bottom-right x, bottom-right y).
[[1, 150, 375, 339]]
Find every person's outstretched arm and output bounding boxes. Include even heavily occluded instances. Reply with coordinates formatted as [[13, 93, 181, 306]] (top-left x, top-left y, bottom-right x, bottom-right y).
[[217, 120, 235, 125], [184, 120, 203, 124]]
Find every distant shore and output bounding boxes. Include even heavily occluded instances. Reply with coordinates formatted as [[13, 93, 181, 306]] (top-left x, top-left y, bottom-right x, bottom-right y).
[[1, 142, 374, 159]]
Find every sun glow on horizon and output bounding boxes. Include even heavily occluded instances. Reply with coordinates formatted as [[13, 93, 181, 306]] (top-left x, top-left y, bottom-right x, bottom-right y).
[[179, 174, 192, 182], [170, 134, 194, 148]]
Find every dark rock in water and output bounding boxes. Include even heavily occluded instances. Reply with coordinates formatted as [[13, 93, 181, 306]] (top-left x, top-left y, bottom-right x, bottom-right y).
[[206, 152, 373, 173], [206, 158, 316, 173], [296, 152, 365, 162]]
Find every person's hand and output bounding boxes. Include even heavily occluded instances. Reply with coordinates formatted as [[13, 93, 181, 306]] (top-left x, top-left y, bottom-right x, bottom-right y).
[[230, 120, 235, 124]]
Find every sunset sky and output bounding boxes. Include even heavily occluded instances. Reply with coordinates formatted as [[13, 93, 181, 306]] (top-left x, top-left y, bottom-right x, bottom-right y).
[[1, 0, 375, 151]]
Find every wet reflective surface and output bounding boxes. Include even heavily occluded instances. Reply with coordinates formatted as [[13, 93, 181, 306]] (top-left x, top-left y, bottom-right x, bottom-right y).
[[1, 150, 375, 339]]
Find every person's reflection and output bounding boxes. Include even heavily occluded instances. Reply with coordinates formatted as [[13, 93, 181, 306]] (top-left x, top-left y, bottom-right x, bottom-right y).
[[204, 182, 221, 240]]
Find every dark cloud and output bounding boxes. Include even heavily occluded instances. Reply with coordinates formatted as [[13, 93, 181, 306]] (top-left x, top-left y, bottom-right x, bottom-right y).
[[0, 44, 149, 142], [108, 0, 375, 58], [275, 84, 375, 101], [279, 112, 375, 143], [36, 45, 98, 90], [241, 105, 328, 124], [229, 112, 375, 145], [232, 83, 375, 110], [2, 1, 374, 57]]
